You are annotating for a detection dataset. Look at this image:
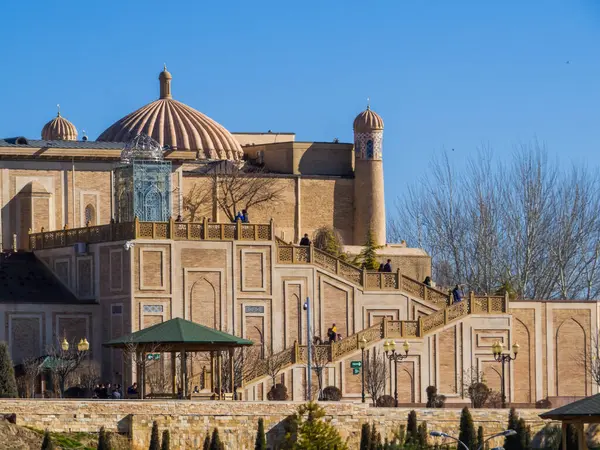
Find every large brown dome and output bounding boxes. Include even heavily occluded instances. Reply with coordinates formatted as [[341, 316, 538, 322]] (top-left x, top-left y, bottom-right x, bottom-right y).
[[97, 67, 244, 161]]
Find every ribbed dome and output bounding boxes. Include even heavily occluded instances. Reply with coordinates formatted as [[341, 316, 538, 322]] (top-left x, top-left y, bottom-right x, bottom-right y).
[[41, 109, 78, 141], [353, 106, 384, 133], [97, 67, 244, 161]]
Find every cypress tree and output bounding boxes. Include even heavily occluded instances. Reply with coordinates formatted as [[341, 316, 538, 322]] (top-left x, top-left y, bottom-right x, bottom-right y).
[[369, 423, 378, 450], [203, 434, 211, 450], [504, 408, 520, 450], [359, 229, 383, 270], [209, 428, 223, 450], [360, 423, 371, 450], [458, 407, 476, 450], [41, 430, 55, 450], [161, 429, 170, 450], [149, 421, 160, 450], [97, 426, 110, 450], [418, 422, 428, 448], [0, 342, 17, 398], [477, 425, 484, 450], [255, 418, 266, 450], [405, 410, 418, 445]]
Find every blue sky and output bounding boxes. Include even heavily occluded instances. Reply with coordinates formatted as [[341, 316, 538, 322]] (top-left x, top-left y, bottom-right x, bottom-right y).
[[1, 1, 599, 212]]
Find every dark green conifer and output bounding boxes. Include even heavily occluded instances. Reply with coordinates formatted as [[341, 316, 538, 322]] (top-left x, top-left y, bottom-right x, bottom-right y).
[[149, 421, 160, 450], [97, 426, 110, 450], [41, 430, 55, 450], [0, 342, 17, 398], [405, 410, 418, 445], [161, 429, 170, 450], [458, 407, 476, 450], [255, 418, 266, 450], [360, 423, 371, 450]]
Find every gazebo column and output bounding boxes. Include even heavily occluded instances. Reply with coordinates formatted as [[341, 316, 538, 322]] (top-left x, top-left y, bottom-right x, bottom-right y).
[[562, 423, 568, 450], [229, 348, 235, 399], [210, 351, 215, 393], [171, 352, 177, 395], [181, 349, 188, 398], [217, 351, 223, 400], [577, 422, 587, 450]]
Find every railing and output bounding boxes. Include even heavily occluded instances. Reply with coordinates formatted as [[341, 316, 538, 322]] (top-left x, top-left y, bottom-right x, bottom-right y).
[[277, 244, 450, 305], [243, 293, 509, 387], [29, 218, 274, 250]]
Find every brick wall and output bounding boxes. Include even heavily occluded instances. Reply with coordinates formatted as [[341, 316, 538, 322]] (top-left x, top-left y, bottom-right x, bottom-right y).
[[0, 400, 553, 450]]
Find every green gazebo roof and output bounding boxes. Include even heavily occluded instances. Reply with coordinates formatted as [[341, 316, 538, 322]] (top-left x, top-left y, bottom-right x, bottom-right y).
[[540, 394, 600, 420], [104, 317, 253, 351]]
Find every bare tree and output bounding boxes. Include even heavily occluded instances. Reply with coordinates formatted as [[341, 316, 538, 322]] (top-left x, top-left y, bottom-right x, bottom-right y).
[[390, 143, 600, 299], [19, 356, 43, 398], [182, 182, 213, 222], [78, 360, 101, 392], [45, 338, 90, 397], [262, 347, 290, 388], [221, 346, 261, 393], [462, 367, 490, 408], [212, 162, 285, 222], [364, 347, 387, 406], [578, 331, 600, 388], [120, 338, 163, 398], [310, 344, 331, 399]]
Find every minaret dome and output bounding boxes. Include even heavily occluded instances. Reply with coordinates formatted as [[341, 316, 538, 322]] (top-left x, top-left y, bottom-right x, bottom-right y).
[[41, 105, 78, 141]]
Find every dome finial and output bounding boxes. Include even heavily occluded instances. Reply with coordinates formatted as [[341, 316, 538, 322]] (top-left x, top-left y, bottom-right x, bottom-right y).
[[57, 104, 61, 117], [159, 65, 172, 99], [366, 97, 370, 111]]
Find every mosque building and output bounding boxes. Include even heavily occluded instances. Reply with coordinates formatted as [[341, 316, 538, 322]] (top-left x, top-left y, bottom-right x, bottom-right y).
[[0, 67, 595, 405]]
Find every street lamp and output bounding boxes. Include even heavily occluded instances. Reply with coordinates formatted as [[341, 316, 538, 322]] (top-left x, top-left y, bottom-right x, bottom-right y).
[[61, 337, 69, 351], [430, 431, 469, 450], [384, 339, 410, 407], [359, 336, 367, 403], [478, 430, 516, 450], [77, 338, 90, 352], [492, 341, 519, 408]]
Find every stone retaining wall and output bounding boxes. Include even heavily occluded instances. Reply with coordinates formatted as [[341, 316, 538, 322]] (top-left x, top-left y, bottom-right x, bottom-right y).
[[0, 400, 552, 450]]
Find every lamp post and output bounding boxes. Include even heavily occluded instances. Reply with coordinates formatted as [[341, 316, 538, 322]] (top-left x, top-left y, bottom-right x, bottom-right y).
[[359, 336, 367, 403], [492, 341, 519, 408], [431, 430, 516, 450], [478, 430, 516, 450], [383, 339, 410, 407]]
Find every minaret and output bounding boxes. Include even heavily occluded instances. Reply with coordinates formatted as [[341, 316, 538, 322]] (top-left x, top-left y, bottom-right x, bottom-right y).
[[159, 64, 172, 99], [353, 104, 386, 246]]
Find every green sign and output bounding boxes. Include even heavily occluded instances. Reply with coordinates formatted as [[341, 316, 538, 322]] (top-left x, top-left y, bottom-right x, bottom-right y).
[[353, 368, 360, 375], [350, 361, 362, 369], [147, 353, 161, 361]]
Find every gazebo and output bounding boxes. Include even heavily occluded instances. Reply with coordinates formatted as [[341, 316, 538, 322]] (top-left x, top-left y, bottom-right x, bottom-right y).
[[539, 394, 600, 450], [104, 318, 252, 399]]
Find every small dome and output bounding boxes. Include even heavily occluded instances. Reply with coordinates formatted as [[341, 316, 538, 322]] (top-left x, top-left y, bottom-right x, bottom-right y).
[[121, 134, 164, 164], [98, 67, 244, 161], [41, 108, 78, 141], [353, 106, 384, 133]]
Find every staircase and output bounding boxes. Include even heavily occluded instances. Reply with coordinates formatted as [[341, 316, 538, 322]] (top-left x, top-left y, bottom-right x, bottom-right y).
[[276, 243, 451, 307], [243, 274, 508, 388]]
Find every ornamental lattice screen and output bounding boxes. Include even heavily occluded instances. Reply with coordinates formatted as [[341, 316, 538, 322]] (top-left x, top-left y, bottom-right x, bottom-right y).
[[113, 134, 172, 222]]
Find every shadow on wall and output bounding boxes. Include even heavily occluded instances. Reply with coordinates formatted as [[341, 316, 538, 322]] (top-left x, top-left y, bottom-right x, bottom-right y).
[[297, 144, 353, 177], [333, 179, 353, 245]]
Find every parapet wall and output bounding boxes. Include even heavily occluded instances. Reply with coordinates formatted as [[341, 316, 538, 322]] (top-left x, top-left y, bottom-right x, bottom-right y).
[[0, 400, 551, 450]]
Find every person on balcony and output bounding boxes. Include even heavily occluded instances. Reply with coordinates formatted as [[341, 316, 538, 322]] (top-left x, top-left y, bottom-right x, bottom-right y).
[[452, 284, 464, 303], [424, 276, 432, 286], [378, 263, 384, 272], [299, 234, 311, 246], [383, 259, 392, 272]]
